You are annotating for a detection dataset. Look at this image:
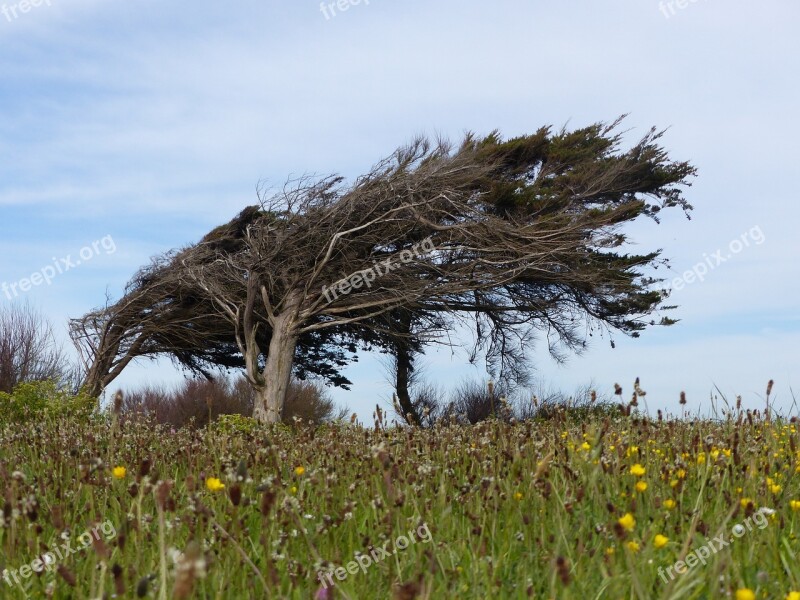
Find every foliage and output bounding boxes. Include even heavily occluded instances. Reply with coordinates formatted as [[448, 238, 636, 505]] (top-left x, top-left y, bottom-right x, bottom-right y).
[[71, 119, 695, 424], [119, 375, 347, 429], [0, 396, 798, 599], [0, 379, 95, 424]]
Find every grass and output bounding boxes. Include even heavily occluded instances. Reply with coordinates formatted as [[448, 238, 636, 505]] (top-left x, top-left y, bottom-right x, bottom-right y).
[[1, 405, 800, 599]]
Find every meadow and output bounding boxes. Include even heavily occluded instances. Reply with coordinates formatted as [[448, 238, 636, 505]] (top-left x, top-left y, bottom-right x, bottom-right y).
[[1, 394, 799, 599]]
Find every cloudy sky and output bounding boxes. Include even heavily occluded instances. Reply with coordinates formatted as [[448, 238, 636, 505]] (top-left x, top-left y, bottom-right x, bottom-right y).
[[1, 0, 798, 421]]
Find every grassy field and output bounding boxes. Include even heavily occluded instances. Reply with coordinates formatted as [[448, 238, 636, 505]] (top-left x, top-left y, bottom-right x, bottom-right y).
[[1, 404, 800, 599]]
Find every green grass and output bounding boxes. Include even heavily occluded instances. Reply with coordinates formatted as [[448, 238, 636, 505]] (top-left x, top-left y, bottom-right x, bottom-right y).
[[1, 407, 799, 599]]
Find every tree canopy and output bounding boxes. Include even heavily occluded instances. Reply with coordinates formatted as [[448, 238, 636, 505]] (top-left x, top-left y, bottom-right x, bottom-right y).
[[72, 118, 695, 424]]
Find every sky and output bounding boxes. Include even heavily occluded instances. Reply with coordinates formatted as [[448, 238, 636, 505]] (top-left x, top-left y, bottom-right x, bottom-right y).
[[1, 0, 798, 422]]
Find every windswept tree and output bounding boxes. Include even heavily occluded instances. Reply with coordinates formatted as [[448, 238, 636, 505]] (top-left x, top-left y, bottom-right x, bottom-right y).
[[182, 123, 692, 423], [387, 120, 695, 422], [73, 119, 695, 425], [71, 221, 369, 398]]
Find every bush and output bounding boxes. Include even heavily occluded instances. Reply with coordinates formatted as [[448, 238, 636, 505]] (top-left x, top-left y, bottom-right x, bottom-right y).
[[517, 381, 617, 422], [0, 380, 96, 424], [120, 375, 346, 429], [443, 379, 513, 424], [0, 302, 73, 393], [211, 413, 261, 436]]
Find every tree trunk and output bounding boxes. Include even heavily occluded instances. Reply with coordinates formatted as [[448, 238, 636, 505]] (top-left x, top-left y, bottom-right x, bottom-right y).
[[252, 310, 299, 424], [393, 310, 420, 426]]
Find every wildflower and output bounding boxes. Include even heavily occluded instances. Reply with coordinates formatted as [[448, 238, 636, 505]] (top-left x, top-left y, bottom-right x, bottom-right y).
[[676, 469, 687, 479], [626, 446, 639, 458], [605, 546, 615, 555], [663, 499, 676, 510], [630, 464, 646, 477], [618, 513, 636, 532], [696, 452, 706, 465], [790, 500, 800, 511], [513, 492, 523, 501], [581, 442, 591, 451], [735, 589, 755, 600], [112, 466, 127, 479], [770, 483, 782, 495], [626, 540, 640, 552], [740, 498, 753, 508], [635, 481, 648, 493], [205, 477, 225, 492], [653, 534, 669, 549], [294, 466, 306, 476], [785, 592, 800, 600], [290, 486, 298, 495]]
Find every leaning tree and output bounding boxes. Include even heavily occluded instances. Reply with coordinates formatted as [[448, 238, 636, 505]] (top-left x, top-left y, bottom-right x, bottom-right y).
[[71, 211, 374, 398], [73, 119, 694, 425], [180, 128, 692, 423], [382, 120, 695, 422]]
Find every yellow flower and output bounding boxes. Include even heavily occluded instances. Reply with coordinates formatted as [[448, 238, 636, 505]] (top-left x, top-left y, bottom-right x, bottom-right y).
[[663, 499, 676, 510], [790, 500, 800, 512], [723, 449, 732, 458], [581, 442, 591, 451], [653, 534, 669, 549], [290, 485, 298, 494], [740, 497, 753, 508], [605, 546, 615, 555], [206, 477, 225, 492], [626, 540, 640, 553], [785, 592, 800, 600], [635, 481, 648, 493], [630, 464, 646, 477], [676, 468, 687, 479], [735, 589, 755, 600], [770, 483, 782, 495], [112, 466, 127, 479], [513, 492, 523, 501], [618, 513, 636, 532], [626, 446, 638, 457], [696, 452, 706, 465], [294, 466, 306, 476]]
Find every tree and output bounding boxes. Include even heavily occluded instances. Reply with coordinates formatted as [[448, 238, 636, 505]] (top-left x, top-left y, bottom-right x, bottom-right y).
[[182, 123, 692, 423], [73, 119, 695, 425], [71, 236, 369, 398], [388, 119, 695, 416], [0, 302, 71, 393]]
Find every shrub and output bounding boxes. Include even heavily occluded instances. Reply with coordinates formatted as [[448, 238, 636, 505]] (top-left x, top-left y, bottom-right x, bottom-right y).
[[0, 380, 96, 424], [443, 379, 513, 424], [120, 375, 346, 429]]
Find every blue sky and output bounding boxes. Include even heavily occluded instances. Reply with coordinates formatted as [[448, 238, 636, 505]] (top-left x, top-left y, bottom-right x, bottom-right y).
[[1, 0, 798, 421]]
